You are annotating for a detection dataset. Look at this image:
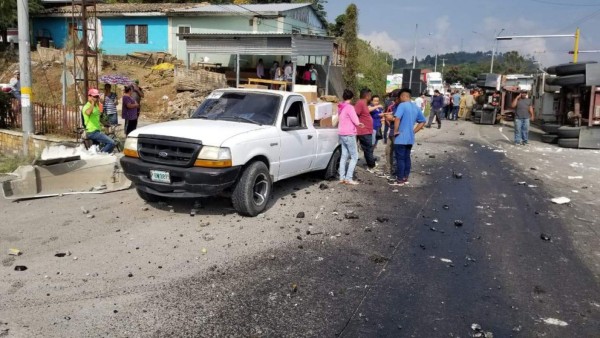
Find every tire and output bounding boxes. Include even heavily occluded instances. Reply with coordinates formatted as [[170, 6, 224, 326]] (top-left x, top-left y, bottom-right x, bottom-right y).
[[555, 61, 597, 76], [541, 133, 559, 144], [136, 188, 162, 203], [553, 74, 585, 87], [231, 161, 272, 217], [557, 126, 581, 139], [558, 138, 579, 149], [546, 65, 557, 75], [541, 123, 560, 134], [323, 147, 341, 180], [545, 77, 558, 86]]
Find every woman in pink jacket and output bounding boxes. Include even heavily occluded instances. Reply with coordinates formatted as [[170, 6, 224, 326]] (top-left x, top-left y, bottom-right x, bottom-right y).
[[337, 89, 364, 185]]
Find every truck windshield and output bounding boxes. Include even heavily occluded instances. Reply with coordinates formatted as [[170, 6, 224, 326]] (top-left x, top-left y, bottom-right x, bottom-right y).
[[429, 80, 442, 85], [191, 92, 281, 126]]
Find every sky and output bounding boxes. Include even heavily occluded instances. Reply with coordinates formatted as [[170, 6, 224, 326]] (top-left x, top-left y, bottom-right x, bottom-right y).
[[323, 0, 600, 68]]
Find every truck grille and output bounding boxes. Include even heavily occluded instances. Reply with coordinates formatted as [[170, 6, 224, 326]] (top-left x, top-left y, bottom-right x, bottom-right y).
[[137, 135, 202, 167]]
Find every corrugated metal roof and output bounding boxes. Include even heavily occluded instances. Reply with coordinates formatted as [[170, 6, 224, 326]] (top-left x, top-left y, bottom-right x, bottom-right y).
[[40, 3, 196, 15], [172, 3, 311, 14]]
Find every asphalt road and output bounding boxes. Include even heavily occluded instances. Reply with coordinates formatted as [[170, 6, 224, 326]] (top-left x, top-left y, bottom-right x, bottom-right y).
[[1, 120, 599, 337]]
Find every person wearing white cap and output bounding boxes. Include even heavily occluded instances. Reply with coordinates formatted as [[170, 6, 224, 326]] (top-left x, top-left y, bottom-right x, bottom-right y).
[[82, 88, 115, 153]]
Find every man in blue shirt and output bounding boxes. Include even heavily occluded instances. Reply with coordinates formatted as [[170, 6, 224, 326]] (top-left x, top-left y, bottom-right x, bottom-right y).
[[391, 88, 427, 186], [426, 89, 444, 129], [451, 91, 461, 120]]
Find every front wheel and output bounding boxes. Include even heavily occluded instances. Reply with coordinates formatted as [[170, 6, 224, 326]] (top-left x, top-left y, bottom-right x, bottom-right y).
[[232, 161, 272, 217], [323, 148, 341, 180]]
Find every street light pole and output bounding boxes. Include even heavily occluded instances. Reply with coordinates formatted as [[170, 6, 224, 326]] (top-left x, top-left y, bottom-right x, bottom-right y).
[[496, 30, 580, 64], [490, 28, 505, 73], [409, 24, 418, 91]]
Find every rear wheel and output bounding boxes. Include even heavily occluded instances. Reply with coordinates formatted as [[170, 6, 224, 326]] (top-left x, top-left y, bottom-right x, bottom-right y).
[[323, 148, 341, 180], [232, 161, 272, 217], [541, 133, 559, 144], [541, 123, 560, 135], [136, 188, 162, 203], [558, 138, 579, 149], [557, 126, 581, 139]]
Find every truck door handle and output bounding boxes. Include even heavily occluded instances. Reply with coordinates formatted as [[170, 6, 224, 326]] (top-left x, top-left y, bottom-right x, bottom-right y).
[[308, 135, 313, 140]]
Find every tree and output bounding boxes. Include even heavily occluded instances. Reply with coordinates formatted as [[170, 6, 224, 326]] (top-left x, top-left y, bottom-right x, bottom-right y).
[[342, 3, 358, 92], [0, 0, 43, 46], [328, 14, 345, 37]]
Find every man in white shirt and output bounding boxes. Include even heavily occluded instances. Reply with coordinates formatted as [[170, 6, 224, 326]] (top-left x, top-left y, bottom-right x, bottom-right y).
[[413, 92, 425, 113], [284, 61, 293, 81], [256, 58, 265, 79]]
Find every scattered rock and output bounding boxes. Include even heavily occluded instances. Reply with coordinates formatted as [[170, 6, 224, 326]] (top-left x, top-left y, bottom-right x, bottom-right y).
[[541, 318, 568, 326], [319, 183, 329, 190], [296, 212, 305, 219], [551, 197, 571, 205], [443, 205, 450, 210], [419, 244, 426, 250], [540, 233, 551, 241], [7, 248, 21, 256], [128, 273, 133, 278], [141, 206, 149, 211], [454, 220, 464, 227], [14, 265, 27, 271], [453, 172, 463, 179], [344, 211, 359, 220], [81, 207, 89, 214], [460, 132, 465, 136], [369, 254, 389, 264], [376, 217, 389, 223], [291, 283, 298, 292], [429, 155, 436, 159], [86, 215, 95, 219], [470, 323, 494, 338], [54, 253, 67, 258]]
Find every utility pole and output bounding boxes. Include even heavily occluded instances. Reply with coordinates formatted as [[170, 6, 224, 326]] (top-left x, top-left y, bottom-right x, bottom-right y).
[[441, 58, 447, 74], [490, 28, 505, 73], [17, 0, 34, 156], [573, 27, 580, 63]]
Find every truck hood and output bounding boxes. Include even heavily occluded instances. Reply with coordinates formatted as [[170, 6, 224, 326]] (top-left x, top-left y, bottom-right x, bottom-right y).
[[129, 119, 270, 146]]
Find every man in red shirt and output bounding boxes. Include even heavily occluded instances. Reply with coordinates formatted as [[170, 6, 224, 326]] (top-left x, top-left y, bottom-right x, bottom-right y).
[[354, 88, 377, 171]]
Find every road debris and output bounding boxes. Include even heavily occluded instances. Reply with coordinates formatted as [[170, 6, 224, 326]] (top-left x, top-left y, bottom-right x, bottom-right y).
[[551, 197, 571, 205], [540, 234, 552, 241], [541, 318, 568, 326], [443, 205, 450, 210], [319, 183, 329, 190], [376, 217, 389, 223], [296, 212, 305, 219], [454, 220, 464, 227], [81, 207, 90, 214], [14, 265, 28, 271], [440, 258, 453, 263], [470, 323, 494, 337], [369, 254, 389, 264], [8, 249, 21, 256], [453, 171, 463, 179], [291, 283, 298, 293], [567, 176, 583, 180], [344, 211, 359, 219]]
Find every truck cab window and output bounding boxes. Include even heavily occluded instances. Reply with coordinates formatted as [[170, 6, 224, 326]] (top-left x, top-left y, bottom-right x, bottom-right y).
[[282, 101, 306, 129]]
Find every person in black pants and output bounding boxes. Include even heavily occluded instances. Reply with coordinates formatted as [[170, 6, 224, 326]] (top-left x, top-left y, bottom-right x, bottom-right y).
[[354, 88, 377, 172]]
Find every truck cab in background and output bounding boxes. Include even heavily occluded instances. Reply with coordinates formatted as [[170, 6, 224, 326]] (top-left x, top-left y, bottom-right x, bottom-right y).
[[426, 72, 444, 96]]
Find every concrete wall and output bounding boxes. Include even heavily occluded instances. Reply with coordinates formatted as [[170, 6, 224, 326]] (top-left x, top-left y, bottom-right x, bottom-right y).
[[0, 129, 64, 157], [100, 17, 168, 55]]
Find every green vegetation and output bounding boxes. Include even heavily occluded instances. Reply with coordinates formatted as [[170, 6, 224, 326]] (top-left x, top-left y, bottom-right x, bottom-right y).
[[0, 153, 31, 173], [0, 0, 43, 46], [341, 4, 359, 93]]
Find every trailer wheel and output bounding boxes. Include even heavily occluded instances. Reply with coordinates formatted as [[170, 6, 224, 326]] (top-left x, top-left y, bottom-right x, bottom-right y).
[[541, 133, 559, 144], [554, 74, 585, 87], [323, 147, 341, 180], [541, 123, 560, 134], [232, 161, 272, 217], [555, 61, 597, 76], [558, 138, 579, 149], [557, 126, 581, 139]]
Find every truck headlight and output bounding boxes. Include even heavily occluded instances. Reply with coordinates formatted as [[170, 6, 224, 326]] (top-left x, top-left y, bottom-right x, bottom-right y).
[[194, 146, 232, 168], [123, 137, 139, 158]]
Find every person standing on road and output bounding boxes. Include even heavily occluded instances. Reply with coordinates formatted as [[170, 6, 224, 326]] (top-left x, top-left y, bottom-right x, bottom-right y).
[[451, 91, 461, 120], [131, 79, 144, 118], [464, 90, 475, 120], [390, 88, 427, 186], [102, 83, 118, 126], [511, 90, 534, 145], [337, 89, 364, 185], [83, 88, 115, 153], [382, 89, 402, 179], [369, 95, 384, 149], [9, 70, 20, 100], [414, 92, 425, 113], [355, 88, 378, 172], [426, 89, 444, 129], [122, 86, 140, 136]]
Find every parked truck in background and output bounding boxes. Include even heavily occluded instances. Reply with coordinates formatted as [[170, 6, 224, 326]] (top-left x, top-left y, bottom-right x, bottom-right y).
[[426, 72, 444, 96], [120, 89, 341, 216]]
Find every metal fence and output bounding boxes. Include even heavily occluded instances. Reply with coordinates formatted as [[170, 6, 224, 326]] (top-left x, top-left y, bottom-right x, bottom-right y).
[[2, 98, 81, 137]]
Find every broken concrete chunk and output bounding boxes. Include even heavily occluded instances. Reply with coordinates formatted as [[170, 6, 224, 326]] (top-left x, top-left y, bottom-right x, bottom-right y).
[[14, 265, 28, 271], [551, 197, 571, 205], [296, 212, 305, 219], [344, 211, 359, 219], [540, 233, 551, 241], [8, 248, 21, 256], [454, 220, 464, 227]]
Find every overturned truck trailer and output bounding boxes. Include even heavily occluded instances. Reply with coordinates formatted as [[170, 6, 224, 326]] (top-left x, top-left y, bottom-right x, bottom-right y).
[[539, 61, 600, 149]]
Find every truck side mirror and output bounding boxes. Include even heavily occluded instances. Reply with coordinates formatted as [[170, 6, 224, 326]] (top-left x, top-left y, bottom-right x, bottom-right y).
[[284, 116, 299, 130]]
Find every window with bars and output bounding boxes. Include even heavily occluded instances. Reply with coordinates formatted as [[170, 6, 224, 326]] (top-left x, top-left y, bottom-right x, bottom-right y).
[[178, 26, 190, 34], [125, 25, 148, 44]]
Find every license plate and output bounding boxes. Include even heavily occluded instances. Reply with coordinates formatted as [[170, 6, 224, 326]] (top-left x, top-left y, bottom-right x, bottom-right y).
[[150, 170, 171, 184]]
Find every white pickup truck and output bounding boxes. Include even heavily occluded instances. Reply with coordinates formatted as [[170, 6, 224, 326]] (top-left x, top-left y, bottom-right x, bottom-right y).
[[121, 89, 341, 216]]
